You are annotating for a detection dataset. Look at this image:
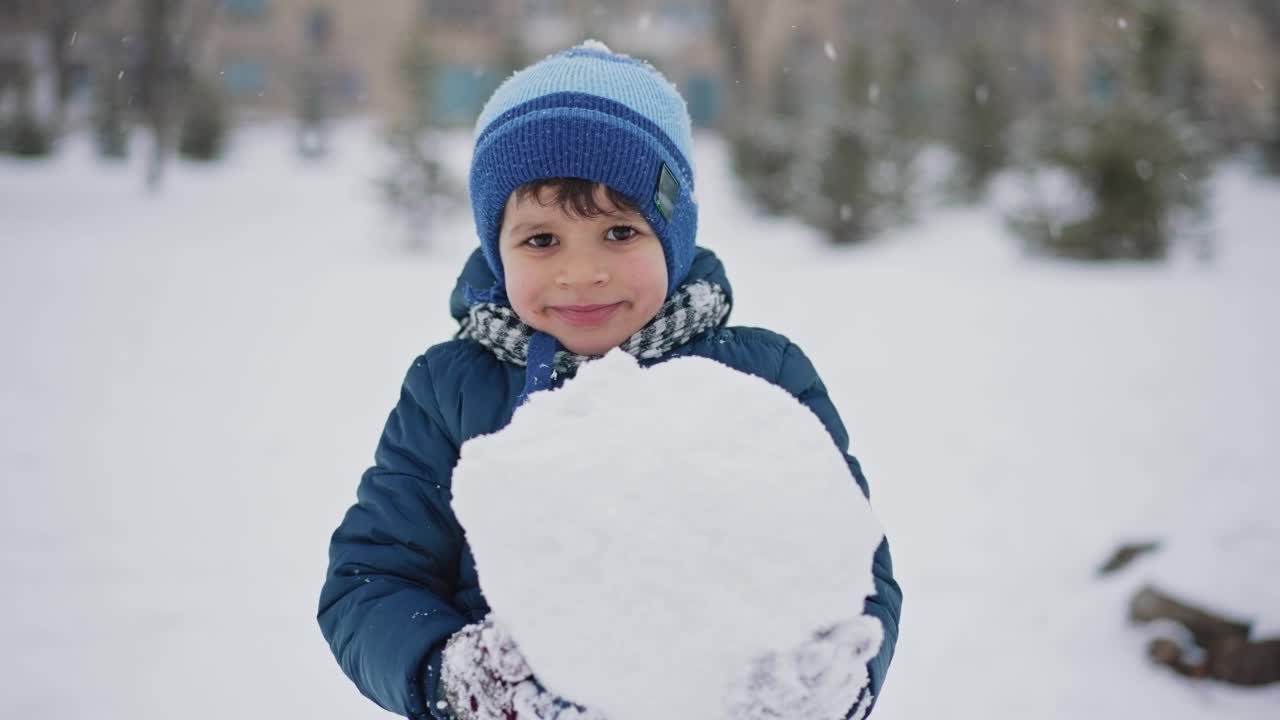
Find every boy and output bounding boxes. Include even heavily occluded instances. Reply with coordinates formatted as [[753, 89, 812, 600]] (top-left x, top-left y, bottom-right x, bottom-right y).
[[318, 42, 901, 720]]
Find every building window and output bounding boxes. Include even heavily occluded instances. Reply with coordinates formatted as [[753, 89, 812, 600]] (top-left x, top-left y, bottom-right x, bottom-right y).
[[223, 0, 267, 18], [432, 64, 500, 125], [1087, 56, 1115, 104], [522, 0, 566, 16], [683, 73, 720, 128], [1028, 58, 1055, 103], [222, 58, 267, 96], [306, 7, 334, 50], [658, 0, 710, 29], [68, 61, 91, 95], [337, 68, 364, 102], [423, 0, 493, 21]]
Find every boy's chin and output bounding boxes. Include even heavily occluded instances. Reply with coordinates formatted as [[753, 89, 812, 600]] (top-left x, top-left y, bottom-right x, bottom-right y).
[[555, 332, 625, 356], [529, 309, 659, 356]]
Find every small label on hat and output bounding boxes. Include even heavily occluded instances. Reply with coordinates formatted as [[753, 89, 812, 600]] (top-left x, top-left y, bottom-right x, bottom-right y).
[[654, 163, 678, 222]]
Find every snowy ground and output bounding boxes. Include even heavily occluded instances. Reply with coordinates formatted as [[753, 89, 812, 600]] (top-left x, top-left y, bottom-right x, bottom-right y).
[[2, 122, 1278, 719]]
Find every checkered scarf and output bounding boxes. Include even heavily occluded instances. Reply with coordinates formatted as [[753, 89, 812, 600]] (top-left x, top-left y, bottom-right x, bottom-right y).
[[457, 280, 731, 374]]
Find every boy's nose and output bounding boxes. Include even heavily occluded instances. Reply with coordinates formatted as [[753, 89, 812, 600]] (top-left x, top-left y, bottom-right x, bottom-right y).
[[555, 252, 609, 288]]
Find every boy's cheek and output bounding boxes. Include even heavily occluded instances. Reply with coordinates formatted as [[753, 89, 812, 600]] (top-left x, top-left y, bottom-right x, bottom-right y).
[[499, 256, 539, 302], [620, 247, 669, 303], [505, 275, 551, 326]]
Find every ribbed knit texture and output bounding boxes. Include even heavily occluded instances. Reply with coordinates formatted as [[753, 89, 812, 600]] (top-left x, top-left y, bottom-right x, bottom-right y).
[[469, 42, 698, 298]]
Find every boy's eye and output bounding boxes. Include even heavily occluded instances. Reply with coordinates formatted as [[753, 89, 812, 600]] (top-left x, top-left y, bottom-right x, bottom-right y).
[[606, 225, 637, 242], [524, 234, 557, 249]]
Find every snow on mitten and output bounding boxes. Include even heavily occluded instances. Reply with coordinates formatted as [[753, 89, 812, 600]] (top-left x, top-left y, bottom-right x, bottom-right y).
[[440, 618, 606, 720], [724, 616, 884, 720]]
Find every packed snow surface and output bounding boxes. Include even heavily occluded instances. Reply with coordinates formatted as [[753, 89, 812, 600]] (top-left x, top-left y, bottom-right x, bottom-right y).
[[2, 123, 1278, 719], [452, 351, 884, 720]]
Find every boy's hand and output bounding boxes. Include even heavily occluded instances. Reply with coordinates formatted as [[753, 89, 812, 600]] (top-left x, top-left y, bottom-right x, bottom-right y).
[[440, 618, 606, 720], [724, 617, 883, 720]]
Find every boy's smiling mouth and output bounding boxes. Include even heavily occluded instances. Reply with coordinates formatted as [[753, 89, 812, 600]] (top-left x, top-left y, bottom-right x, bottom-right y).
[[547, 302, 625, 327]]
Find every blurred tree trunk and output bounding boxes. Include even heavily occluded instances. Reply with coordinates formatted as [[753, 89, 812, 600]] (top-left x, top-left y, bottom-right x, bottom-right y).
[[47, 1, 76, 129], [137, 0, 220, 189], [1266, 71, 1280, 175], [714, 0, 794, 131], [379, 34, 459, 251], [712, 0, 747, 135], [139, 0, 174, 189]]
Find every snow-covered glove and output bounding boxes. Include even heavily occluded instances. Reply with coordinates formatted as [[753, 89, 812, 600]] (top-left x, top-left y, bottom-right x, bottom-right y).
[[439, 618, 607, 720], [724, 616, 884, 720]]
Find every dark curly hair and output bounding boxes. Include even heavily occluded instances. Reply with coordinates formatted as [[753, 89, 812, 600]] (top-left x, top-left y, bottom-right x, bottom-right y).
[[510, 177, 639, 219]]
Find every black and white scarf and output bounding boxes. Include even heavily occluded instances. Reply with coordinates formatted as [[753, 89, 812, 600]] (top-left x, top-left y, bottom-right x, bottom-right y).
[[457, 280, 731, 376]]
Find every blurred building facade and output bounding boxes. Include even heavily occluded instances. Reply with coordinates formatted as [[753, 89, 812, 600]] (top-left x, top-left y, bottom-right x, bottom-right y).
[[726, 0, 1275, 139], [405, 0, 724, 127], [202, 0, 415, 120], [1048, 0, 1275, 139], [0, 0, 1276, 137]]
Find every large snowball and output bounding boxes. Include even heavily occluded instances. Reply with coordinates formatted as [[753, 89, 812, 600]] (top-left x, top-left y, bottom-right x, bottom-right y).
[[451, 351, 883, 719]]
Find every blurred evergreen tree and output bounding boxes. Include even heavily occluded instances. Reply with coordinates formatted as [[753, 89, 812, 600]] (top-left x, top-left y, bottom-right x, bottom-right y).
[[886, 36, 923, 140], [1011, 0, 1213, 261], [94, 63, 131, 159], [1135, 0, 1178, 100], [138, 0, 175, 185], [295, 67, 331, 159], [727, 121, 796, 216], [1178, 42, 1208, 126], [1132, 0, 1211, 131], [839, 45, 876, 113], [1013, 99, 1210, 260], [6, 110, 54, 157], [1, 64, 53, 157], [178, 74, 228, 160], [802, 46, 907, 244], [1264, 76, 1280, 176], [296, 6, 334, 159], [730, 42, 916, 245], [727, 56, 807, 216], [815, 118, 877, 244], [806, 47, 881, 244], [948, 45, 1011, 203], [378, 35, 459, 251], [869, 37, 923, 224]]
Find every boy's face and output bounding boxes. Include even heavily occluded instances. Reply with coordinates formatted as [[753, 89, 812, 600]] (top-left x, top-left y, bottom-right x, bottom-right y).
[[498, 185, 668, 356]]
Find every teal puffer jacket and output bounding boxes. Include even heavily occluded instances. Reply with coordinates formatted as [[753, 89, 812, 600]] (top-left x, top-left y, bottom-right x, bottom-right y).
[[318, 247, 901, 719]]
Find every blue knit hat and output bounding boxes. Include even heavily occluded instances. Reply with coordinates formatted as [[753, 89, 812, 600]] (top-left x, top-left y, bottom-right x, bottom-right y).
[[469, 40, 697, 299]]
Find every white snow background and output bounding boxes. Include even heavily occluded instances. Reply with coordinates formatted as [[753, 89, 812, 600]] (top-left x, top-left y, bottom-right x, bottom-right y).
[[452, 350, 884, 719], [1, 121, 1279, 719]]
